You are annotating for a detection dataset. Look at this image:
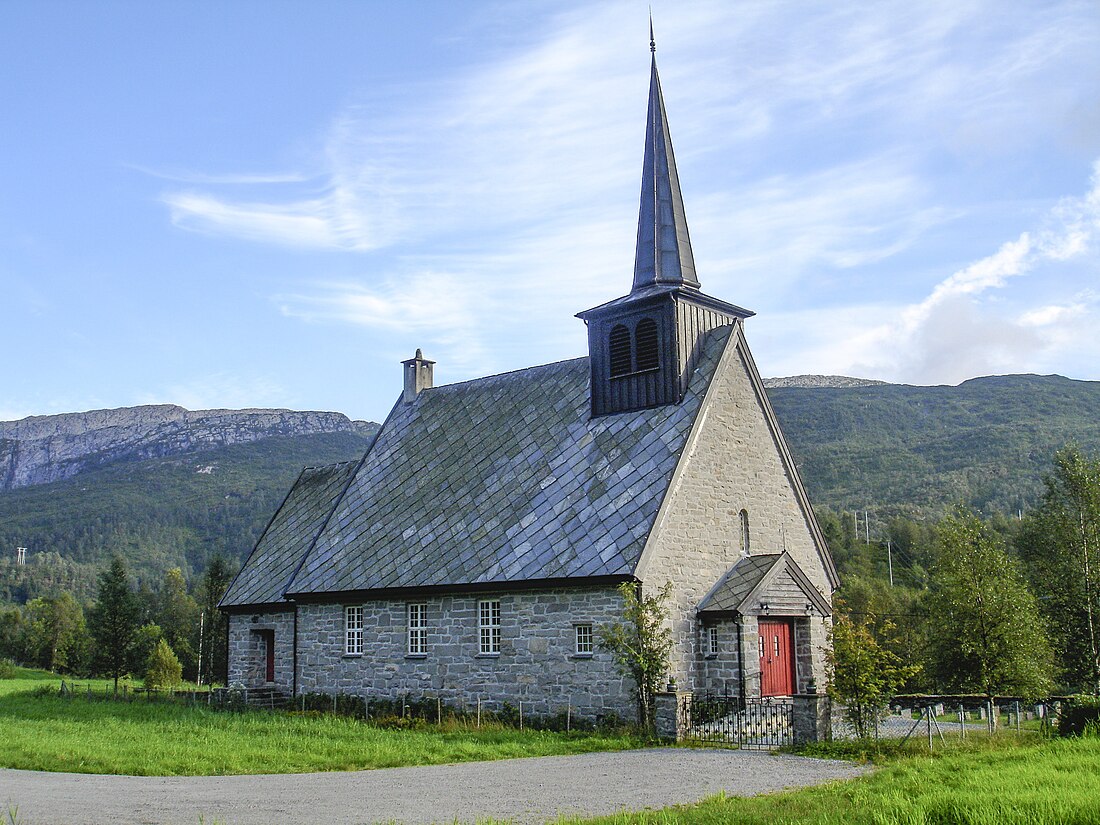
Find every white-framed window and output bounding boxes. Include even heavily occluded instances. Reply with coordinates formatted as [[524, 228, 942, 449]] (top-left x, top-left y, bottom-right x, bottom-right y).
[[408, 602, 427, 655], [478, 599, 501, 655], [345, 605, 363, 655], [575, 623, 594, 655], [707, 625, 719, 657]]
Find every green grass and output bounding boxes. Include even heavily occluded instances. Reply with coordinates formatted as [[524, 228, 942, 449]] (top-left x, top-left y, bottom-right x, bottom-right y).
[[0, 680, 644, 776], [531, 735, 1100, 825]]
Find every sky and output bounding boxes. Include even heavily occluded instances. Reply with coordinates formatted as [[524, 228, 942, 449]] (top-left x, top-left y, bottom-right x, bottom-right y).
[[2, 0, 1099, 424]]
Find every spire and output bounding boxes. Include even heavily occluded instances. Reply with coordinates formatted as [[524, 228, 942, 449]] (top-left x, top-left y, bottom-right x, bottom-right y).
[[632, 33, 700, 292]]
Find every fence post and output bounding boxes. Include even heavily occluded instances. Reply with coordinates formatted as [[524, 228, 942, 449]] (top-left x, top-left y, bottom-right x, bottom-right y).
[[477, 696, 481, 729], [654, 690, 690, 741], [792, 689, 831, 745]]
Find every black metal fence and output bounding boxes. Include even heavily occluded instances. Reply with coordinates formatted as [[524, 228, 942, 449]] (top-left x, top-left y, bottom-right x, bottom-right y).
[[680, 693, 794, 749]]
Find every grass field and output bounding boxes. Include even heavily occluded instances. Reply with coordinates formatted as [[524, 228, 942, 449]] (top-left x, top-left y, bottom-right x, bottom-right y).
[[0, 668, 644, 775], [542, 735, 1100, 825]]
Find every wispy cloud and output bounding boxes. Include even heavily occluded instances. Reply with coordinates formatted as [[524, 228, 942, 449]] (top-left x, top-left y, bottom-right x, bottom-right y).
[[155, 0, 1100, 388], [135, 373, 291, 412], [761, 160, 1100, 383]]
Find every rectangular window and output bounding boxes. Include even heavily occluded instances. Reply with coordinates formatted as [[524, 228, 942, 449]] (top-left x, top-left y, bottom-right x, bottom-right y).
[[575, 624, 594, 655], [408, 603, 427, 655], [707, 625, 719, 657], [345, 605, 363, 655], [478, 599, 501, 655]]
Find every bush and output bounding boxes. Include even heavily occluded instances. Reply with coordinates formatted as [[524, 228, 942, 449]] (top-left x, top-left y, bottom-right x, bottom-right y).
[[0, 658, 17, 679], [1057, 696, 1100, 737], [144, 639, 182, 690]]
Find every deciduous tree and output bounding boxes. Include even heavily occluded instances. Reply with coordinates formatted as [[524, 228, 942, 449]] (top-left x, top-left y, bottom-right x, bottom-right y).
[[598, 581, 673, 732], [826, 609, 920, 738], [1018, 447, 1100, 694], [925, 512, 1053, 696]]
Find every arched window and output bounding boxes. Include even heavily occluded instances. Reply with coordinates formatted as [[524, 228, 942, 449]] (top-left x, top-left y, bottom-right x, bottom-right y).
[[739, 509, 750, 555], [609, 324, 632, 377], [634, 318, 659, 371]]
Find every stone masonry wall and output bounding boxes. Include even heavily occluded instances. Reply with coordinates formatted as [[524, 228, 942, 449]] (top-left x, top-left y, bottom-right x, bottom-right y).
[[639, 331, 833, 694], [227, 609, 295, 695], [697, 618, 741, 695], [294, 585, 633, 720]]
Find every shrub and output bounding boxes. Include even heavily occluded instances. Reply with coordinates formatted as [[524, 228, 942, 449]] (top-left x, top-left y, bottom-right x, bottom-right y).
[[144, 639, 182, 690], [0, 658, 16, 679], [1057, 695, 1100, 737]]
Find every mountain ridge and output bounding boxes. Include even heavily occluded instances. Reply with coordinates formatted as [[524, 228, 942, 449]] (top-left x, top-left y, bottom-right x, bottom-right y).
[[0, 404, 378, 491]]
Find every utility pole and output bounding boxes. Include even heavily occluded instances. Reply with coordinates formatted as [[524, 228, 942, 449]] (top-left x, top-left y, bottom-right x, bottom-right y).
[[887, 540, 894, 587], [197, 609, 205, 688]]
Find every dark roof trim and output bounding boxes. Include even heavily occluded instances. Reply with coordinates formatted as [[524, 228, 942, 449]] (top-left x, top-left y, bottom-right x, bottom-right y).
[[285, 574, 636, 605], [576, 285, 753, 322], [220, 602, 296, 616]]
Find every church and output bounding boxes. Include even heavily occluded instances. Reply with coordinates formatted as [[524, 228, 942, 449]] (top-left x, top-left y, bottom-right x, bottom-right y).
[[219, 43, 838, 721]]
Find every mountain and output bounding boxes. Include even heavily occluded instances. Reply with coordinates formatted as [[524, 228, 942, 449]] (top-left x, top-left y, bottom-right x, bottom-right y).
[[0, 404, 376, 491], [765, 373, 1100, 518], [0, 407, 378, 602], [3, 373, 1099, 603]]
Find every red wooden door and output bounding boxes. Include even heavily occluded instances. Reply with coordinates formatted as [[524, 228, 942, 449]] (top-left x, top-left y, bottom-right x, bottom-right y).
[[261, 630, 275, 683], [758, 619, 795, 696]]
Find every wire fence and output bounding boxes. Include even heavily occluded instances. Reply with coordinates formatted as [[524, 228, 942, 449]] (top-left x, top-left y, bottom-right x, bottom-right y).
[[834, 694, 1072, 746]]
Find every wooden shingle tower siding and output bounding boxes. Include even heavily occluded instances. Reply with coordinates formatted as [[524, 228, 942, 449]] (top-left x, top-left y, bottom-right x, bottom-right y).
[[577, 47, 752, 417]]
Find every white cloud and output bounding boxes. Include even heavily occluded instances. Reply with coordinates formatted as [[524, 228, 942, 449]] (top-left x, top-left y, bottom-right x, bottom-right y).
[[135, 373, 291, 412], [760, 161, 1100, 384]]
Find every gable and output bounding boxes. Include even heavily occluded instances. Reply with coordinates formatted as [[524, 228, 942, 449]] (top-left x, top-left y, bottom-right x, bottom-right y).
[[220, 460, 359, 608], [281, 327, 736, 597], [698, 552, 832, 617]]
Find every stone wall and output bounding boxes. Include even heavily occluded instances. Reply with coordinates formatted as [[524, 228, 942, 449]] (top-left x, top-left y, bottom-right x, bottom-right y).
[[637, 332, 833, 695], [227, 608, 295, 695], [293, 585, 633, 720], [697, 618, 741, 695]]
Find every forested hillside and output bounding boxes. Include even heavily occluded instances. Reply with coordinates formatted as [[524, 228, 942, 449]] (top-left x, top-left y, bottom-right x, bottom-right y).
[[0, 432, 374, 603], [767, 374, 1100, 519], [2, 373, 1098, 606]]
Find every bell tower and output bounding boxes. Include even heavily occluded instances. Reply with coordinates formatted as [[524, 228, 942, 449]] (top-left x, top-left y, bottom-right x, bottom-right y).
[[577, 32, 752, 417]]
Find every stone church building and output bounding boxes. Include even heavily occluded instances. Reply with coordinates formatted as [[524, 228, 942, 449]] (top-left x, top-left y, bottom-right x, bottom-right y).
[[220, 47, 838, 720]]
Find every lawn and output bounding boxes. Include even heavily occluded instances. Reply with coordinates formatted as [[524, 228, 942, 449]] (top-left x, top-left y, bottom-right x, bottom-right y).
[[542, 735, 1100, 825], [0, 669, 644, 775]]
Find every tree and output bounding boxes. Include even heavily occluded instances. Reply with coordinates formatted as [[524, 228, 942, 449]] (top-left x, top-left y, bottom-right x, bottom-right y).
[[1018, 447, 1100, 693], [826, 610, 920, 738], [925, 512, 1053, 696], [598, 581, 673, 731], [155, 568, 199, 680], [145, 638, 183, 690], [23, 592, 88, 673], [87, 555, 140, 690], [198, 555, 235, 686]]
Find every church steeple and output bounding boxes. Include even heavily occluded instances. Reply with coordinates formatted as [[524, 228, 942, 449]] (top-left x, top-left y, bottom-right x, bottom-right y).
[[577, 32, 753, 418], [632, 40, 700, 291]]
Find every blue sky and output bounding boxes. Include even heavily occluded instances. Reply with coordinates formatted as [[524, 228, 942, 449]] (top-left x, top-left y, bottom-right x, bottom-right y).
[[3, 0, 1099, 423]]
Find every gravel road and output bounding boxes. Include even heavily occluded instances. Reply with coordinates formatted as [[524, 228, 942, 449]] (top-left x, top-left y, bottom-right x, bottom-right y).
[[1, 748, 867, 825]]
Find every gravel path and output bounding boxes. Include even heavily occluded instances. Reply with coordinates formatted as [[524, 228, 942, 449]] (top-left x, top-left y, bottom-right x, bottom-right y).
[[1, 748, 867, 825]]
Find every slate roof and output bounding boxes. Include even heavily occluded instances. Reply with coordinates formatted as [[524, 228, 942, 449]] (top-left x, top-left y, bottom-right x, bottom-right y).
[[263, 324, 734, 600], [697, 551, 833, 615], [220, 460, 359, 607], [696, 555, 782, 614]]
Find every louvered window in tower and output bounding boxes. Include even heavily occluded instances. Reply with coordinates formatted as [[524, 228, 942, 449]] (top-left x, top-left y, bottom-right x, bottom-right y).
[[635, 318, 659, 371], [609, 324, 632, 377]]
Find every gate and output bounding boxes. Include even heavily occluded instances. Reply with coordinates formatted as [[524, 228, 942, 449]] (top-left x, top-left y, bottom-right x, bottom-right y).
[[680, 693, 794, 749]]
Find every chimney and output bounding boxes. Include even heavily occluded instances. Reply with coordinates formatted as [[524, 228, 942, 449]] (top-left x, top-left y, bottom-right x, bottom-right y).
[[401, 349, 435, 403]]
